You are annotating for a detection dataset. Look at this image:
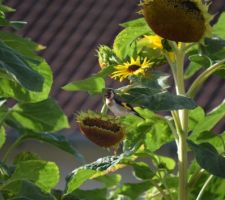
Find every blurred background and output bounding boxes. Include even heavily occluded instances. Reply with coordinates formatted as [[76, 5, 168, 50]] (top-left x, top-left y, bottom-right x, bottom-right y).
[[1, 0, 225, 189]]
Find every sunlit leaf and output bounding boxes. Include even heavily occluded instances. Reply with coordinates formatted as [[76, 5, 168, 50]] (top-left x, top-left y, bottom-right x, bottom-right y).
[[66, 156, 124, 194], [0, 41, 44, 91], [9, 160, 59, 192], [95, 174, 121, 188], [6, 98, 69, 133], [0, 60, 52, 103], [191, 99, 225, 139], [113, 18, 152, 59], [63, 76, 105, 95], [113, 181, 152, 199], [1, 180, 56, 200], [188, 107, 205, 132], [213, 13, 225, 39]]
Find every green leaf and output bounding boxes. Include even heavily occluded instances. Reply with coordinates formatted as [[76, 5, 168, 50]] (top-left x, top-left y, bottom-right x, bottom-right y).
[[13, 151, 40, 165], [64, 188, 107, 200], [0, 105, 7, 125], [7, 98, 69, 133], [66, 169, 97, 194], [152, 154, 176, 171], [114, 181, 152, 199], [188, 140, 225, 178], [191, 99, 225, 139], [0, 126, 5, 149], [95, 174, 121, 188], [63, 76, 105, 95], [188, 107, 205, 132], [121, 88, 197, 111], [120, 18, 148, 28], [185, 55, 211, 79], [113, 19, 151, 59], [213, 13, 225, 39], [19, 132, 83, 161], [9, 160, 59, 192], [1, 180, 56, 200], [122, 108, 173, 153], [0, 5, 15, 13], [0, 59, 52, 103], [130, 72, 170, 91], [0, 32, 44, 58], [66, 156, 123, 194], [191, 131, 225, 154], [128, 161, 154, 180], [0, 40, 44, 91]]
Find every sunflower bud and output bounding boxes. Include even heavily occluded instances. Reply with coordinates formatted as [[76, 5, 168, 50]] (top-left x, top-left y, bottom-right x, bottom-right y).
[[141, 0, 212, 42], [97, 45, 118, 69], [77, 111, 125, 147]]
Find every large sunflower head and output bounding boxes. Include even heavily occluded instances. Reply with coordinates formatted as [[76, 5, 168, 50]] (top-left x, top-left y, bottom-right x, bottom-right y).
[[77, 111, 125, 148], [111, 57, 152, 82], [140, 0, 212, 42]]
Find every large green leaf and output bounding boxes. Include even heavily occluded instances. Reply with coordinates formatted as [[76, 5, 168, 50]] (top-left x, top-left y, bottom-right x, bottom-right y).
[[66, 156, 123, 194], [188, 140, 225, 178], [0, 126, 5, 149], [19, 132, 83, 161], [213, 13, 225, 39], [0, 59, 52, 103], [0, 40, 44, 91], [113, 18, 151, 59], [0, 180, 56, 200], [0, 32, 44, 59], [66, 169, 97, 194], [129, 73, 170, 91], [9, 160, 59, 192], [121, 88, 196, 111], [63, 76, 105, 95], [191, 99, 225, 139], [7, 98, 69, 133]]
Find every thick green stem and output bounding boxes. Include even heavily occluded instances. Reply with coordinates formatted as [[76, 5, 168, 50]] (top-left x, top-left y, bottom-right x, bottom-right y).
[[174, 43, 189, 200]]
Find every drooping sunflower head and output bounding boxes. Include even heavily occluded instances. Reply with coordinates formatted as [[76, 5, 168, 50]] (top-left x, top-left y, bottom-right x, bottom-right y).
[[77, 111, 125, 148], [140, 0, 212, 42], [111, 57, 152, 82]]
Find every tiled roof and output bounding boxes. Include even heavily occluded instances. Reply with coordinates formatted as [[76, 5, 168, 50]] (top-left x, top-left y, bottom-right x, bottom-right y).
[[4, 0, 225, 132]]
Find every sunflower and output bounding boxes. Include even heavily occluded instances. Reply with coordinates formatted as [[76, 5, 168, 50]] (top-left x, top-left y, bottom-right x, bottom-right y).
[[140, 0, 212, 42], [111, 57, 152, 82], [77, 110, 125, 148]]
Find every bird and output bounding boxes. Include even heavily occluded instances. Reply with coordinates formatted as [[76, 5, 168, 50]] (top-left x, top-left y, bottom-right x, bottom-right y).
[[104, 89, 144, 119]]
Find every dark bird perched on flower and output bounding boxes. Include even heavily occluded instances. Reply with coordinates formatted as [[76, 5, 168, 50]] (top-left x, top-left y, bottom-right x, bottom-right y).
[[104, 89, 144, 119]]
